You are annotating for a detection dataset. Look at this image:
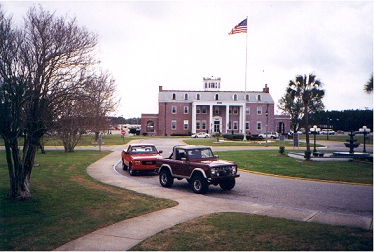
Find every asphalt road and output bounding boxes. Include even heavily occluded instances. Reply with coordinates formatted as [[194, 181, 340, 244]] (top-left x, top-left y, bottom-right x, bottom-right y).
[[114, 137, 373, 219]]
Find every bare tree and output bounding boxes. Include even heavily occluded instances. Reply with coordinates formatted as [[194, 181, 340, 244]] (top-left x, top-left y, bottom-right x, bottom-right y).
[[51, 70, 119, 152], [0, 6, 98, 199]]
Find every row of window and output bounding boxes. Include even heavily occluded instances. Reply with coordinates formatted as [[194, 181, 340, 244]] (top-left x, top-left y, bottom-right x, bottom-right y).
[[171, 106, 266, 115], [170, 120, 264, 131], [171, 93, 262, 101]]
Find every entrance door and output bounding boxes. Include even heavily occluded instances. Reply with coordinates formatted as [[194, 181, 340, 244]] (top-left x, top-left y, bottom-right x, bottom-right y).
[[213, 118, 221, 133]]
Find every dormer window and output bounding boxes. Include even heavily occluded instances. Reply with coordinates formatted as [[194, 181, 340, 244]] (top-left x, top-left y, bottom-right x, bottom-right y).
[[214, 94, 219, 100], [196, 93, 201, 100], [172, 93, 176, 100], [233, 94, 238, 101], [245, 94, 250, 101], [257, 94, 261, 101], [184, 93, 188, 100]]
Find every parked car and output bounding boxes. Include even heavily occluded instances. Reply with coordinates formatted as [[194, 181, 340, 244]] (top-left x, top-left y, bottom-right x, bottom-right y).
[[259, 132, 279, 139], [156, 145, 239, 194], [320, 129, 335, 135], [191, 132, 211, 138], [121, 144, 163, 176]]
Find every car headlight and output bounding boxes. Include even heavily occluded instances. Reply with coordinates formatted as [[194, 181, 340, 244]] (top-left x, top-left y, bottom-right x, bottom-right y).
[[211, 168, 217, 175], [231, 166, 237, 175]]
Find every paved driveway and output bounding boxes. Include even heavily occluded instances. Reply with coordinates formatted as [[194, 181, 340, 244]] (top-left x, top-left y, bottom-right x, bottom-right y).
[[116, 137, 373, 218]]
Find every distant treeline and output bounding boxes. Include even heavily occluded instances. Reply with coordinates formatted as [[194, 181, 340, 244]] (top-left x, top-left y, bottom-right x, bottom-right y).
[[308, 109, 373, 131]]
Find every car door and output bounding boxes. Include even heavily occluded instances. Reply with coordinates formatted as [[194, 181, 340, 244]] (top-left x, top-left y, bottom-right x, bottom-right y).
[[171, 148, 190, 177]]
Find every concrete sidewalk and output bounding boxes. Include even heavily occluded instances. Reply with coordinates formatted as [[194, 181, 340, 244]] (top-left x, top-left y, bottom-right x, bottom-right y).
[[55, 150, 373, 251]]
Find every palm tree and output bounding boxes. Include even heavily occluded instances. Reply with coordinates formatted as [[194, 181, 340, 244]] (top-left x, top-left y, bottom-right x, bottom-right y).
[[364, 74, 373, 93], [288, 73, 325, 153]]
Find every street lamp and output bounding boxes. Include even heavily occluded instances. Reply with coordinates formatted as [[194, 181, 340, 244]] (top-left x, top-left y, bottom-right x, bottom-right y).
[[310, 125, 318, 153], [360, 126, 370, 153]]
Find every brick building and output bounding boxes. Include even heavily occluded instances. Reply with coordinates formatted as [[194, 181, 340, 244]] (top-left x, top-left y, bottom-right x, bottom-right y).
[[141, 77, 290, 136]]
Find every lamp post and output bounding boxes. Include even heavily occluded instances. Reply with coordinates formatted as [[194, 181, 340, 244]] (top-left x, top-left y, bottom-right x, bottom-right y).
[[310, 125, 318, 153], [360, 126, 369, 153]]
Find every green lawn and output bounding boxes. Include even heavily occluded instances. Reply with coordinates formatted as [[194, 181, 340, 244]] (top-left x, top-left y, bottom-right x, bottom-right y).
[[216, 150, 372, 184], [0, 150, 176, 250], [131, 212, 372, 251]]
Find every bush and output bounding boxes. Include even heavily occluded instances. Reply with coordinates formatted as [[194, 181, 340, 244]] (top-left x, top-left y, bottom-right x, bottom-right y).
[[304, 150, 312, 160], [279, 146, 285, 154]]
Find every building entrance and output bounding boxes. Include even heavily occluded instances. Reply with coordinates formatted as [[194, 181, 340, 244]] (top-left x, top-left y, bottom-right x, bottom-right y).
[[213, 118, 221, 133]]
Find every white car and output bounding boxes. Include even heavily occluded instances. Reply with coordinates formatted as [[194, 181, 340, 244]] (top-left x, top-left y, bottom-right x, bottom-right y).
[[320, 129, 335, 135], [259, 132, 279, 139], [191, 132, 211, 138]]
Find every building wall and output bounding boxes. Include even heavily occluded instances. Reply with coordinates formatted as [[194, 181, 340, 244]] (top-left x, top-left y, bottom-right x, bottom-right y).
[[141, 84, 290, 136]]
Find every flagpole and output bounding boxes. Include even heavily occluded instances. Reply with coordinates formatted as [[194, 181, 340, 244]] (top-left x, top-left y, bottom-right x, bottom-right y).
[[243, 16, 248, 141], [245, 16, 248, 93]]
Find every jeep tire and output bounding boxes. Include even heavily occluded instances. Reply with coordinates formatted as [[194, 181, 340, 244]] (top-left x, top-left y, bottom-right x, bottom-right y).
[[191, 175, 208, 194], [159, 169, 174, 187], [219, 178, 236, 191]]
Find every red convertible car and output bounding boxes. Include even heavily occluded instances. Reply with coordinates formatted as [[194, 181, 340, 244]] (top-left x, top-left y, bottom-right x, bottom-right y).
[[121, 144, 163, 175]]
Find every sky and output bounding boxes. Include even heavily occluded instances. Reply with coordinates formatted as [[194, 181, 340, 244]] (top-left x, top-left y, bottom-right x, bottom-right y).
[[1, 1, 373, 118]]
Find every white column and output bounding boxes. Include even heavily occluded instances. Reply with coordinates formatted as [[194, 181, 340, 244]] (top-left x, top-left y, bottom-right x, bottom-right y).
[[226, 105, 230, 133], [191, 103, 196, 133], [209, 104, 213, 134]]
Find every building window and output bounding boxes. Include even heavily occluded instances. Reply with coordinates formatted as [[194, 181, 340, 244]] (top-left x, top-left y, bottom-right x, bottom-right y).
[[233, 106, 238, 115], [257, 121, 262, 130], [229, 107, 232, 115], [172, 106, 177, 114], [172, 93, 176, 100], [233, 94, 238, 101], [196, 93, 201, 100], [184, 120, 189, 130], [245, 94, 250, 101], [202, 120, 206, 130], [196, 121, 200, 130], [234, 121, 238, 130], [257, 107, 262, 115], [196, 106, 201, 114], [215, 107, 220, 114], [171, 120, 177, 130], [246, 107, 250, 114], [214, 94, 219, 100], [184, 93, 188, 100], [257, 94, 261, 101], [184, 106, 189, 114], [246, 121, 250, 130], [202, 106, 207, 114]]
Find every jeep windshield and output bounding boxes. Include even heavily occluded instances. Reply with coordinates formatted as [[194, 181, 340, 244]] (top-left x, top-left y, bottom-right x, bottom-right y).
[[186, 148, 214, 159]]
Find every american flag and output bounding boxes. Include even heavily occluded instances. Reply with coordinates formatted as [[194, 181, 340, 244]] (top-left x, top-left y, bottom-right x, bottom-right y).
[[228, 18, 247, 35]]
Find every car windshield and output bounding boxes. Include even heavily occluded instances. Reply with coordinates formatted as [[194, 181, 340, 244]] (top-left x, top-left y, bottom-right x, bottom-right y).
[[130, 146, 158, 154], [187, 148, 214, 159]]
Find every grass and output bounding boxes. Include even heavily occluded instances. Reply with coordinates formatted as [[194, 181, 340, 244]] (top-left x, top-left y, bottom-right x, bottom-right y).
[[0, 137, 372, 250], [131, 212, 373, 251], [0, 150, 177, 250], [216, 150, 373, 184]]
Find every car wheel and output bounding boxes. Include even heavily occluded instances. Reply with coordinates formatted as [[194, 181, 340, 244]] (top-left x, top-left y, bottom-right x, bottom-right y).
[[159, 170, 174, 188], [122, 160, 128, 171], [191, 175, 208, 194], [128, 163, 135, 176], [219, 178, 235, 191]]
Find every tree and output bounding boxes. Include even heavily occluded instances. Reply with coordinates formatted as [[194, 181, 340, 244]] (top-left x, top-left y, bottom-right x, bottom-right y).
[[364, 73, 373, 93], [0, 6, 98, 199], [51, 70, 119, 152], [278, 92, 304, 133], [287, 73, 325, 153]]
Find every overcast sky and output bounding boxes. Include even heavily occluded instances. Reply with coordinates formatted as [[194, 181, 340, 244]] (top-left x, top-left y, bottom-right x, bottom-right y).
[[2, 1, 373, 118]]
